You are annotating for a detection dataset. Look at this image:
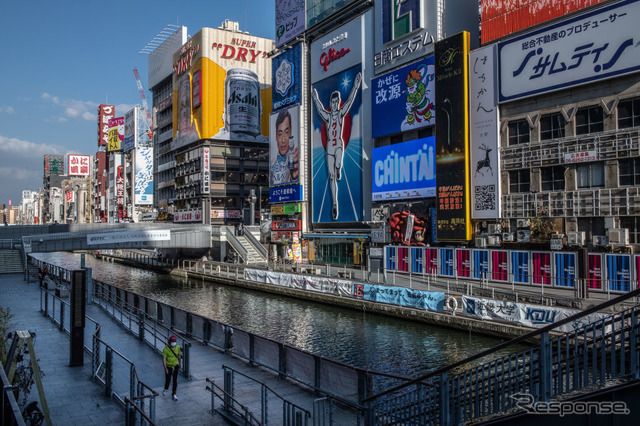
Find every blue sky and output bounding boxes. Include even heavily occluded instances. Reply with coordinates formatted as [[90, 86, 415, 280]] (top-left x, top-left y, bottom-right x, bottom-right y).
[[0, 0, 275, 208]]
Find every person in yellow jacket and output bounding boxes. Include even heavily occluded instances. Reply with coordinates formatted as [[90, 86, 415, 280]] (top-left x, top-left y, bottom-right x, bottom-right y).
[[162, 335, 182, 400]]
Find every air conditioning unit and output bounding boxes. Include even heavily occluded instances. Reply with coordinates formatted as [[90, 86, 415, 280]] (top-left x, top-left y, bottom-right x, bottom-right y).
[[502, 233, 514, 242], [593, 235, 608, 246], [517, 219, 530, 228], [488, 224, 501, 234], [488, 236, 501, 246], [567, 231, 586, 246], [608, 228, 629, 245], [475, 237, 487, 248]]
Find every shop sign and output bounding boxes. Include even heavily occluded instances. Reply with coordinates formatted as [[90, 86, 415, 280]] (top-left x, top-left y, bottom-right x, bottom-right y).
[[564, 150, 597, 164], [174, 210, 202, 222], [272, 220, 301, 231], [271, 203, 301, 215], [270, 184, 302, 203]]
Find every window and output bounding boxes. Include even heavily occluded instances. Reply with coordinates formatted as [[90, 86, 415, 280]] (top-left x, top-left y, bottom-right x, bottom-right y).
[[577, 163, 604, 188], [575, 106, 604, 135], [509, 170, 530, 193], [541, 166, 565, 191], [540, 113, 565, 140], [618, 98, 640, 129], [620, 216, 640, 244], [508, 119, 530, 145], [619, 158, 640, 186]]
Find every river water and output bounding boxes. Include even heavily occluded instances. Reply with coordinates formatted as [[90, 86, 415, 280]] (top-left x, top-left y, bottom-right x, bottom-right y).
[[32, 252, 525, 378]]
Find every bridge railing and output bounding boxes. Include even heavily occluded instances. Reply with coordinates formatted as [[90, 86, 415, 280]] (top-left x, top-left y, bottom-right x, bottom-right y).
[[363, 287, 640, 425]]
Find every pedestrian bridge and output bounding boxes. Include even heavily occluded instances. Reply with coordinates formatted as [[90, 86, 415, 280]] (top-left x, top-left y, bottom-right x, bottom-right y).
[[0, 223, 211, 253]]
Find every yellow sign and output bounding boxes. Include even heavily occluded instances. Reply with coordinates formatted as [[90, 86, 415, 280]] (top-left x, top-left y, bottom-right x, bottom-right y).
[[107, 126, 120, 151]]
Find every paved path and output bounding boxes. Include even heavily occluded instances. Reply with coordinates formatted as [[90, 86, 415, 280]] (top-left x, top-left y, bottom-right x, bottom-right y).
[[1, 273, 337, 425]]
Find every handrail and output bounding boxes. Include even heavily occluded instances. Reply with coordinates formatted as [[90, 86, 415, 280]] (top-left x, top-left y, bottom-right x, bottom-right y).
[[364, 286, 640, 402], [224, 226, 248, 262], [1, 365, 26, 426], [124, 397, 157, 426], [205, 378, 261, 425], [244, 228, 267, 260]]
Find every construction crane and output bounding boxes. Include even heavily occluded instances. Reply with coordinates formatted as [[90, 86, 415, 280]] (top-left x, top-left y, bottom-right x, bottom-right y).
[[133, 67, 153, 142]]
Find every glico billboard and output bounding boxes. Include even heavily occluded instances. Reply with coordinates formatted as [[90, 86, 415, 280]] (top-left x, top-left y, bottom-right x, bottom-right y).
[[172, 27, 274, 150]]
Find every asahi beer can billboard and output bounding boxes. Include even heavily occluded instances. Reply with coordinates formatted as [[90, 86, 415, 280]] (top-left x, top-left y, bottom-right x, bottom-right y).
[[172, 27, 274, 150]]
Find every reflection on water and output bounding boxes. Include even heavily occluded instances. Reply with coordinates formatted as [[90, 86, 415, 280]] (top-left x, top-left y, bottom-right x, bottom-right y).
[[32, 252, 526, 377]]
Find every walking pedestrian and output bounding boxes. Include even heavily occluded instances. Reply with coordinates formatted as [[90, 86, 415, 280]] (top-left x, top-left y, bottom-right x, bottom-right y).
[[162, 335, 182, 401]]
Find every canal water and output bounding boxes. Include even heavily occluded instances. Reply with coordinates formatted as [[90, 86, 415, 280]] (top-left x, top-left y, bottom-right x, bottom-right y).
[[32, 252, 525, 378]]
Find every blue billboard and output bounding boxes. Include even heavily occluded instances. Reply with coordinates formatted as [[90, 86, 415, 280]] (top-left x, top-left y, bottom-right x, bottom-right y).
[[371, 56, 435, 138], [270, 185, 303, 204], [272, 43, 302, 112], [372, 137, 436, 201]]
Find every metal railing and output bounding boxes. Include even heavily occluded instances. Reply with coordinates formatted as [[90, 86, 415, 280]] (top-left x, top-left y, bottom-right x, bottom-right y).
[[363, 287, 640, 425], [205, 378, 261, 425], [0, 367, 25, 426], [224, 226, 249, 262]]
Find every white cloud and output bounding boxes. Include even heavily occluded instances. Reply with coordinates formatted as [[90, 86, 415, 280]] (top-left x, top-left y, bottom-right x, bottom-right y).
[[0, 134, 65, 156], [41, 93, 97, 121], [0, 106, 14, 114]]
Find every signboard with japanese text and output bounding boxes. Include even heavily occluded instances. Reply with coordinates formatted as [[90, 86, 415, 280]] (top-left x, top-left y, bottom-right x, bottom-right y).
[[470, 45, 501, 220], [498, 0, 640, 102], [275, 0, 305, 47], [271, 230, 300, 242], [435, 32, 471, 241], [270, 184, 302, 203], [149, 26, 187, 88], [371, 56, 435, 138], [134, 147, 153, 205], [271, 203, 301, 215], [67, 154, 90, 177], [107, 117, 124, 152], [372, 137, 436, 201], [564, 150, 597, 164], [97, 104, 114, 147], [116, 165, 125, 207], [211, 209, 241, 219], [201, 147, 210, 195], [66, 190, 75, 203], [172, 28, 273, 150], [174, 210, 202, 223], [272, 44, 303, 111]]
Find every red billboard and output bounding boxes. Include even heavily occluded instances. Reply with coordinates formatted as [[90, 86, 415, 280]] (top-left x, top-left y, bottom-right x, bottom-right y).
[[481, 0, 607, 43], [98, 104, 115, 147]]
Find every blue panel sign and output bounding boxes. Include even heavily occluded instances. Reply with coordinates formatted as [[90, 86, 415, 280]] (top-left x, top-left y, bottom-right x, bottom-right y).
[[372, 136, 436, 201], [386, 246, 396, 270], [272, 44, 302, 111], [511, 251, 530, 284], [411, 247, 423, 273], [440, 248, 454, 277], [269, 185, 302, 204], [554, 252, 576, 288], [371, 56, 435, 138], [606, 254, 631, 292], [473, 249, 488, 280]]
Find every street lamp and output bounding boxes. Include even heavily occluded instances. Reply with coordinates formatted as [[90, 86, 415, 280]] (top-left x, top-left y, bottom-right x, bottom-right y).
[[249, 189, 257, 226]]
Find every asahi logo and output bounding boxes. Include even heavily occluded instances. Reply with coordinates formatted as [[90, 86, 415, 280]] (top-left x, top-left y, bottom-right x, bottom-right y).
[[228, 90, 258, 107]]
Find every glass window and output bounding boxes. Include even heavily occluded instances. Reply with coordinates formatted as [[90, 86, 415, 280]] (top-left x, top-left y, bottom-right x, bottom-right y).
[[618, 98, 640, 129], [575, 106, 604, 135], [619, 158, 640, 186], [540, 113, 565, 140], [508, 119, 530, 145], [509, 170, 530, 193], [620, 216, 639, 244], [577, 163, 604, 188], [541, 166, 565, 191]]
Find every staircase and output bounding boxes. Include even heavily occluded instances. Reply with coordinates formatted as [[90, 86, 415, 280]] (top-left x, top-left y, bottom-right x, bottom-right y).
[[234, 234, 266, 264], [0, 249, 23, 274]]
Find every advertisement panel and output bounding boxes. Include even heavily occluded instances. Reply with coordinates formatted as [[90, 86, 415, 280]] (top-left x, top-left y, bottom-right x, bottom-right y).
[[97, 104, 115, 147], [134, 147, 153, 205], [66, 190, 75, 203], [270, 184, 303, 203], [439, 248, 454, 277], [371, 57, 435, 138], [588, 253, 603, 290], [606, 254, 631, 292], [172, 28, 274, 150], [456, 249, 471, 278], [554, 252, 576, 288], [201, 147, 210, 195], [275, 0, 305, 47], [211, 209, 241, 219], [372, 137, 436, 201], [67, 154, 90, 176], [498, 0, 640, 102], [385, 246, 396, 270], [116, 165, 125, 207], [174, 210, 202, 223], [491, 250, 508, 282], [411, 247, 423, 273], [425, 247, 437, 274], [271, 203, 301, 215], [532, 251, 552, 285], [434, 32, 471, 241], [272, 220, 301, 231], [511, 251, 529, 284], [470, 45, 501, 219], [107, 117, 124, 152], [123, 108, 136, 152], [481, 0, 608, 44], [272, 44, 303, 111], [270, 105, 300, 187], [473, 249, 488, 279]]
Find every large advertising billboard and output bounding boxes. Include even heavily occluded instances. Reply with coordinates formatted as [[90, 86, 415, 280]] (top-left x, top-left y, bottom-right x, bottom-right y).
[[499, 0, 640, 103], [434, 31, 471, 241], [371, 56, 435, 138], [172, 28, 274, 150], [67, 154, 90, 177], [134, 147, 153, 205], [272, 43, 303, 112], [270, 105, 300, 187], [310, 16, 366, 223], [275, 0, 305, 47], [107, 117, 124, 152], [481, 0, 607, 44], [470, 45, 501, 219], [97, 104, 114, 147], [372, 137, 436, 201], [148, 26, 188, 89]]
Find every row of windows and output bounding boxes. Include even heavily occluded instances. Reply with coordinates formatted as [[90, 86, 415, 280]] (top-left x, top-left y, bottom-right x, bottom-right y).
[[508, 98, 640, 145], [509, 159, 640, 193]]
